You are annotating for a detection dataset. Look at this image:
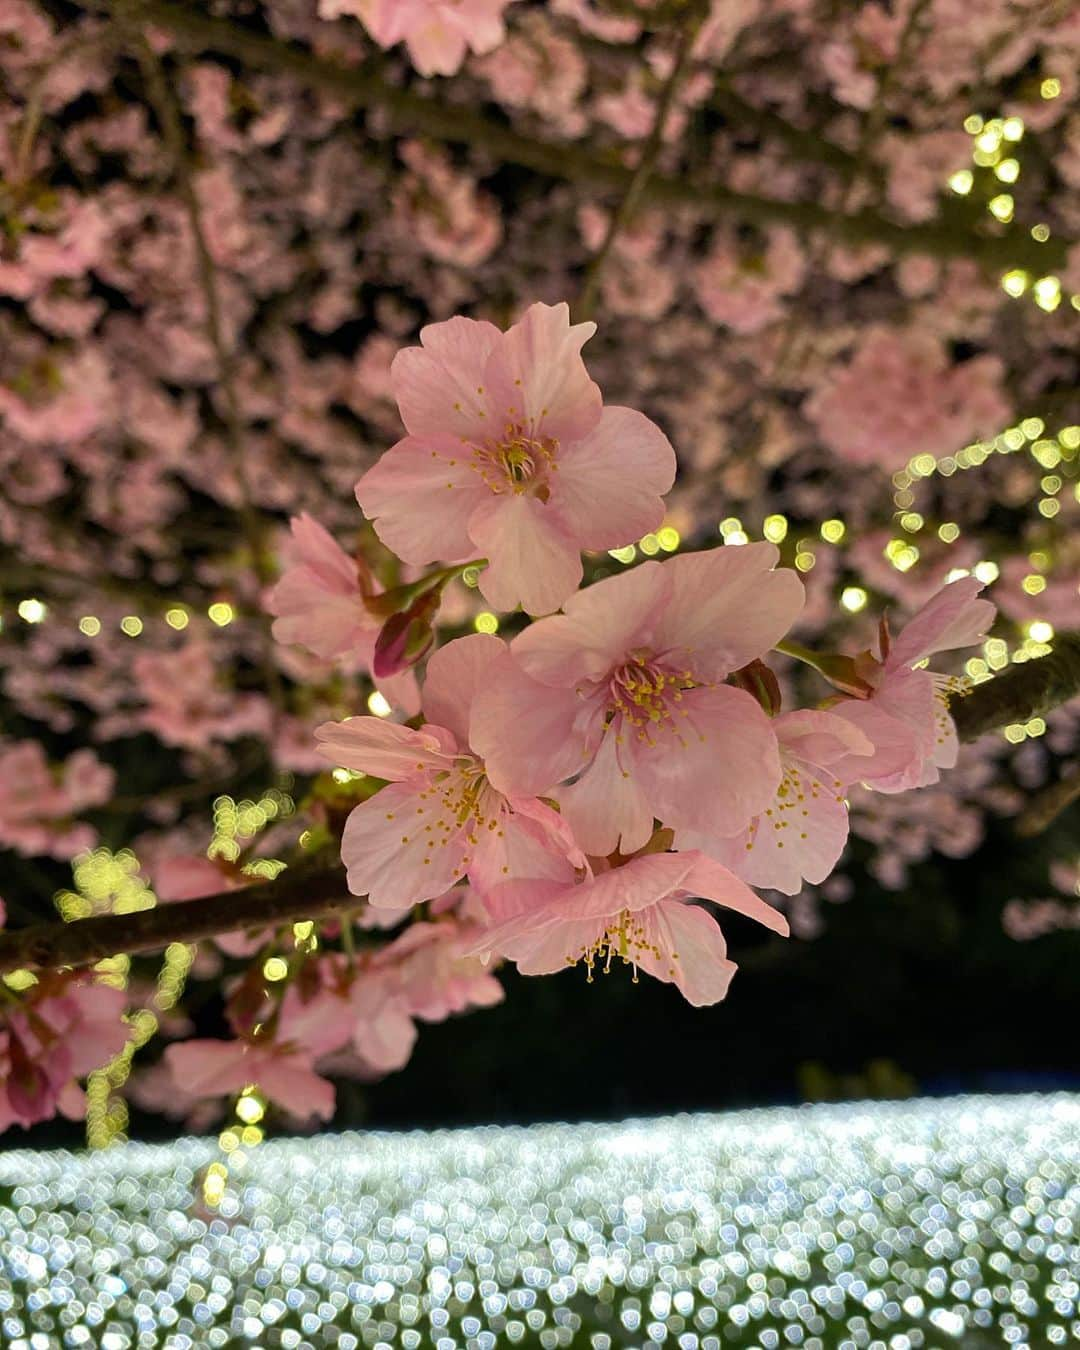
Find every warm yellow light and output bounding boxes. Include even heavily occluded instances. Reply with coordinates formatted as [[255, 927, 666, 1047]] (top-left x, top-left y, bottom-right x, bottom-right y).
[[18, 598, 47, 624], [820, 519, 845, 543], [608, 545, 636, 564], [1033, 276, 1061, 312], [946, 567, 972, 583], [947, 169, 973, 195], [723, 531, 749, 546], [639, 533, 661, 556], [79, 616, 102, 637], [262, 957, 288, 982], [718, 517, 743, 537], [840, 587, 867, 613], [994, 158, 1019, 183], [1038, 497, 1060, 518], [910, 454, 937, 477], [1028, 621, 1054, 643], [988, 194, 1014, 222], [1003, 724, 1026, 744], [1002, 116, 1024, 142], [236, 1092, 265, 1125], [900, 512, 924, 533], [794, 551, 816, 572], [1040, 77, 1061, 99], [973, 561, 999, 584], [367, 690, 392, 717], [1031, 223, 1050, 242], [937, 523, 960, 543], [474, 611, 499, 634], [763, 514, 788, 543], [657, 526, 681, 552], [1021, 574, 1046, 596], [120, 615, 143, 637], [208, 601, 235, 627], [165, 607, 189, 630], [1060, 426, 1080, 450], [963, 114, 984, 135]]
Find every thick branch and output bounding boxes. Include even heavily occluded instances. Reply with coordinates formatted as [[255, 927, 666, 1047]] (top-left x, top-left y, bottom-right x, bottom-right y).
[[97, 0, 1066, 273], [0, 863, 350, 976], [952, 632, 1080, 742], [0, 638, 1077, 977]]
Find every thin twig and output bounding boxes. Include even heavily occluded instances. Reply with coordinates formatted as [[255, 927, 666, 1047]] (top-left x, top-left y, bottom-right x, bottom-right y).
[[578, 3, 707, 321], [1014, 770, 1080, 837]]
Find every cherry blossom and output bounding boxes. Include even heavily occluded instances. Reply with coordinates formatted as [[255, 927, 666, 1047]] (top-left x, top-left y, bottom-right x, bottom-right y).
[[164, 1037, 335, 1123], [676, 710, 875, 895], [355, 302, 676, 615], [0, 742, 113, 860], [264, 512, 419, 713], [473, 544, 803, 855], [831, 578, 997, 793], [470, 850, 788, 1007], [319, 0, 515, 77], [0, 975, 128, 1133], [316, 634, 585, 907]]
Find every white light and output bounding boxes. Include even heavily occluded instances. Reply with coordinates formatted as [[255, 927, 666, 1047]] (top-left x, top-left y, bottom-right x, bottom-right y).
[[367, 690, 392, 717], [17, 598, 47, 624]]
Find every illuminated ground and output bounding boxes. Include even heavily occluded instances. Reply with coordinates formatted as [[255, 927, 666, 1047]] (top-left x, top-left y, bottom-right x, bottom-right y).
[[0, 1094, 1077, 1348]]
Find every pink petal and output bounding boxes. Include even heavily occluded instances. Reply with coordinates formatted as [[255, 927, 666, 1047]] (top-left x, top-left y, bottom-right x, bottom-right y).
[[512, 916, 607, 975], [284, 513, 358, 591], [547, 405, 676, 550], [315, 716, 457, 781], [681, 759, 853, 896], [253, 1050, 335, 1121], [558, 723, 656, 856], [165, 1039, 249, 1099], [470, 652, 598, 794], [468, 494, 583, 615], [830, 676, 936, 793], [484, 301, 602, 444], [469, 798, 582, 894], [340, 781, 470, 907], [628, 684, 781, 836], [636, 900, 738, 1006], [886, 576, 995, 671], [356, 434, 486, 565], [774, 708, 875, 770], [391, 314, 503, 440], [422, 632, 507, 744], [510, 560, 668, 688], [680, 852, 790, 932], [651, 544, 804, 681]]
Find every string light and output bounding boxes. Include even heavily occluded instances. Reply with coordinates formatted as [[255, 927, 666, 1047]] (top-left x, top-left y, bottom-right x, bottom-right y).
[[474, 611, 499, 634], [367, 690, 393, 717], [17, 598, 47, 623]]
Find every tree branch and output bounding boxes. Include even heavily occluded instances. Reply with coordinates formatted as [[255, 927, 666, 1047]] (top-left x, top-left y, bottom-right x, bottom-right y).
[[952, 632, 1080, 742], [91, 0, 1067, 273], [0, 862, 351, 976], [0, 636, 1077, 977]]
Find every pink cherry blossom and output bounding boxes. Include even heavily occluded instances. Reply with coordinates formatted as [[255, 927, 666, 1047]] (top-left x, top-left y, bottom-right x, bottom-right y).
[[263, 512, 419, 714], [0, 976, 128, 1134], [355, 302, 677, 615], [372, 917, 504, 1021], [470, 851, 788, 1007], [472, 544, 803, 855], [320, 0, 514, 77], [164, 1037, 335, 1123], [0, 741, 113, 859], [805, 327, 1011, 470], [831, 577, 996, 793], [676, 710, 874, 895], [316, 633, 585, 907]]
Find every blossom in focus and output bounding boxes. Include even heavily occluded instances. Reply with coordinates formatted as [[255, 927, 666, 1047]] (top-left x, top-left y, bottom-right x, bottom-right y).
[[805, 328, 1010, 470], [677, 710, 874, 895], [0, 742, 114, 860], [472, 544, 803, 855], [164, 1037, 335, 1123], [263, 512, 419, 714], [470, 850, 788, 1007], [316, 634, 585, 908], [319, 0, 514, 77], [0, 975, 128, 1134], [831, 577, 996, 793], [355, 302, 677, 615]]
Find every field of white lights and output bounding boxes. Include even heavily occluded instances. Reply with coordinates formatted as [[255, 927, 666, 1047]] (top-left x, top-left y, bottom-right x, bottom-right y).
[[0, 1094, 1077, 1350]]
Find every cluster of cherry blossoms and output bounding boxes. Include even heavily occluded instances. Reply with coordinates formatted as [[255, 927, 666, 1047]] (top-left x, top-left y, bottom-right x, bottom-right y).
[[0, 0, 1077, 1143]]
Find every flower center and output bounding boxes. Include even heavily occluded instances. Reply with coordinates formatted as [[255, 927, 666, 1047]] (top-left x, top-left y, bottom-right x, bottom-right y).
[[408, 756, 505, 871], [607, 652, 696, 745], [570, 909, 673, 984], [470, 423, 558, 499]]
